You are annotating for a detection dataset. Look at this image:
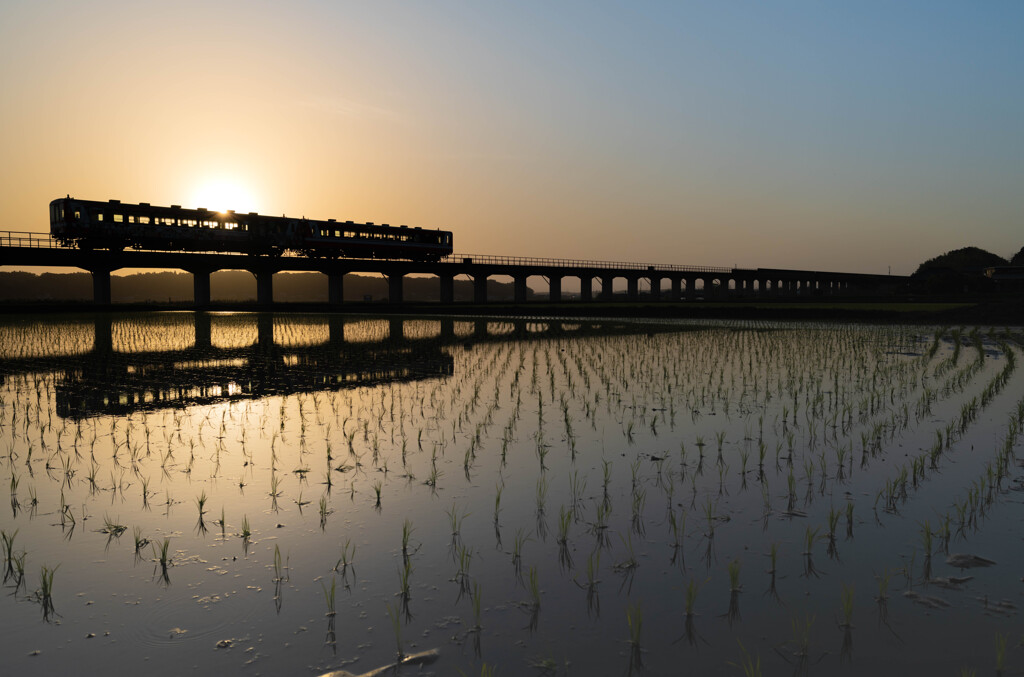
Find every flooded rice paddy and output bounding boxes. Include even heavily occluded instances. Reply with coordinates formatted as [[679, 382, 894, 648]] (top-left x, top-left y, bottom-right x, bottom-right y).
[[1, 312, 1023, 676]]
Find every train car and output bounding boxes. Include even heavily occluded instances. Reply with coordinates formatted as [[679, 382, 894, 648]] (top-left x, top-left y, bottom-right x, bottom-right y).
[[49, 197, 453, 261], [298, 219, 452, 261]]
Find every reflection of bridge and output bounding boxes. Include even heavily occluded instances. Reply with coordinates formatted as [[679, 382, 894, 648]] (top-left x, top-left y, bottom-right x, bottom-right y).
[[0, 231, 906, 306], [0, 314, 691, 419]]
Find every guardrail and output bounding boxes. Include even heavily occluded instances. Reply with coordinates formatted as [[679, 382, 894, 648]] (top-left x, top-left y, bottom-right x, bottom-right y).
[[0, 231, 63, 248], [0, 231, 733, 273], [446, 253, 732, 273]]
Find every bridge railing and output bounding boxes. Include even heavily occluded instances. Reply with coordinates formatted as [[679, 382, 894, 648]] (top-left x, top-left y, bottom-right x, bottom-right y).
[[0, 231, 63, 248], [0, 231, 732, 273], [446, 253, 732, 274]]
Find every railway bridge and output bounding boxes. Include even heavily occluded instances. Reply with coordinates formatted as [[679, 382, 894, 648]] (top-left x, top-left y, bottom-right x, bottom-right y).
[[0, 231, 905, 306]]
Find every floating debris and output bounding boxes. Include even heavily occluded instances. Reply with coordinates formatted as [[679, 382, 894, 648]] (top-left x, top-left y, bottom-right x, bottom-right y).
[[928, 576, 973, 589], [317, 648, 440, 677], [903, 590, 951, 609], [945, 554, 996, 569]]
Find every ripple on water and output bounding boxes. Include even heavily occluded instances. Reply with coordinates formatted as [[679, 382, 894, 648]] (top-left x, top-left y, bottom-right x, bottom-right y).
[[121, 584, 261, 648]]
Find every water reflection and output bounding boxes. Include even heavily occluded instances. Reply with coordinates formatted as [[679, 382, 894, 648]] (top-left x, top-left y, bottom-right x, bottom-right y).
[[0, 313, 690, 420]]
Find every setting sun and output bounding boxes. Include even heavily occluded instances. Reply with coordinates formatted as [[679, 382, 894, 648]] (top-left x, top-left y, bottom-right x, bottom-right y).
[[188, 178, 261, 214]]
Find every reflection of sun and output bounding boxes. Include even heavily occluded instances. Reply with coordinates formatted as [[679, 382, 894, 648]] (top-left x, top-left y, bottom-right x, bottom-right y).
[[189, 178, 260, 214]]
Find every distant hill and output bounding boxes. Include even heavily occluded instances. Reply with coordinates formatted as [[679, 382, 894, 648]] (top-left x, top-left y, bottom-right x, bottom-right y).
[[1011, 246, 1024, 266], [912, 246, 1008, 277], [0, 270, 527, 303]]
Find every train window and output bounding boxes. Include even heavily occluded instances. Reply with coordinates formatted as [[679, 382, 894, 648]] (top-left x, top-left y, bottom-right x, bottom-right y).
[[139, 216, 149, 224], [96, 213, 104, 222], [74, 211, 81, 220], [114, 214, 123, 223]]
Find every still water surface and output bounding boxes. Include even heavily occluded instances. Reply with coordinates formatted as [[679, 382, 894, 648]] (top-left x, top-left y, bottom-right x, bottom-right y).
[[1, 313, 1022, 676]]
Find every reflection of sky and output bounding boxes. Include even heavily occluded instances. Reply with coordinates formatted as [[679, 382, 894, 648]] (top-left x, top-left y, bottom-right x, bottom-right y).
[[2, 2, 1022, 274], [1, 317, 1021, 676]]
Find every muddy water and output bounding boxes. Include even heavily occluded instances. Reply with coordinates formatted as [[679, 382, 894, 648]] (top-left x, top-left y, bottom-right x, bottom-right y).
[[0, 313, 1021, 676]]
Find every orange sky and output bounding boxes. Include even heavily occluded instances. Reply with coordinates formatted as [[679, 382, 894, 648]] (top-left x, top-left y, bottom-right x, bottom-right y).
[[2, 2, 1022, 275]]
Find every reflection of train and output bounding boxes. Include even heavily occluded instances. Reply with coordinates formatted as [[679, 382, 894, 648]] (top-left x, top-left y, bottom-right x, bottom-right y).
[[49, 197, 453, 261]]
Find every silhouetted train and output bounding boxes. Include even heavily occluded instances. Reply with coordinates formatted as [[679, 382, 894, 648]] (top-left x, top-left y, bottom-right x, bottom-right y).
[[49, 197, 453, 261]]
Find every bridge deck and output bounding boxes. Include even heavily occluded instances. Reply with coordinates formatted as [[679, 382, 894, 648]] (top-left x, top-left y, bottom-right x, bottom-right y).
[[0, 230, 906, 306]]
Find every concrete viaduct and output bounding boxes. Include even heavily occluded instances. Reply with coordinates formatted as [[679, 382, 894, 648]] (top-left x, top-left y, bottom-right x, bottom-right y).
[[0, 231, 906, 306]]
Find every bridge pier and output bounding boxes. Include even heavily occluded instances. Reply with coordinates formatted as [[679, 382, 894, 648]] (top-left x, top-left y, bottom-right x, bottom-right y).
[[329, 315, 345, 344], [92, 269, 112, 305], [257, 313, 274, 353], [388, 273, 404, 304], [439, 318, 455, 340], [440, 274, 455, 304], [473, 275, 487, 304], [194, 312, 212, 349], [192, 270, 211, 308], [514, 276, 528, 304], [671, 277, 682, 301], [389, 318, 404, 341], [626, 277, 639, 301], [255, 271, 274, 305], [328, 272, 345, 306], [93, 315, 113, 353], [649, 275, 662, 300], [549, 275, 562, 302], [600, 275, 614, 301], [579, 276, 592, 302]]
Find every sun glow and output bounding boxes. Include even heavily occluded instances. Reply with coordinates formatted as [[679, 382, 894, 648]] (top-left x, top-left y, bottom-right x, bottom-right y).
[[188, 178, 261, 214]]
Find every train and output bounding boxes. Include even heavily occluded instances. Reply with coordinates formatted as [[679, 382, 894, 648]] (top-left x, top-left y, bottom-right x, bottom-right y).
[[49, 197, 453, 261]]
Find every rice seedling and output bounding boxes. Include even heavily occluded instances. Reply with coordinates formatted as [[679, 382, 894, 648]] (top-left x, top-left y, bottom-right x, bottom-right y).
[[557, 505, 572, 545], [372, 479, 383, 508], [132, 526, 149, 554], [447, 501, 469, 537], [789, 613, 816, 660], [527, 565, 541, 609], [398, 559, 413, 600], [2, 529, 19, 580], [334, 538, 356, 575], [728, 641, 763, 677], [626, 600, 643, 668], [995, 632, 1007, 674], [272, 544, 288, 582], [385, 601, 404, 660], [470, 580, 483, 630], [35, 564, 59, 620], [318, 496, 330, 529], [512, 527, 528, 569], [684, 578, 701, 617], [614, 533, 638, 573], [767, 542, 779, 574], [154, 538, 171, 584], [839, 583, 854, 627], [320, 575, 337, 617], [401, 518, 414, 559], [727, 558, 741, 591]]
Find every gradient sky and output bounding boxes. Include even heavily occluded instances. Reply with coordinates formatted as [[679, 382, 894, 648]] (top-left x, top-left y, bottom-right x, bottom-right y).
[[2, 1, 1022, 274]]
